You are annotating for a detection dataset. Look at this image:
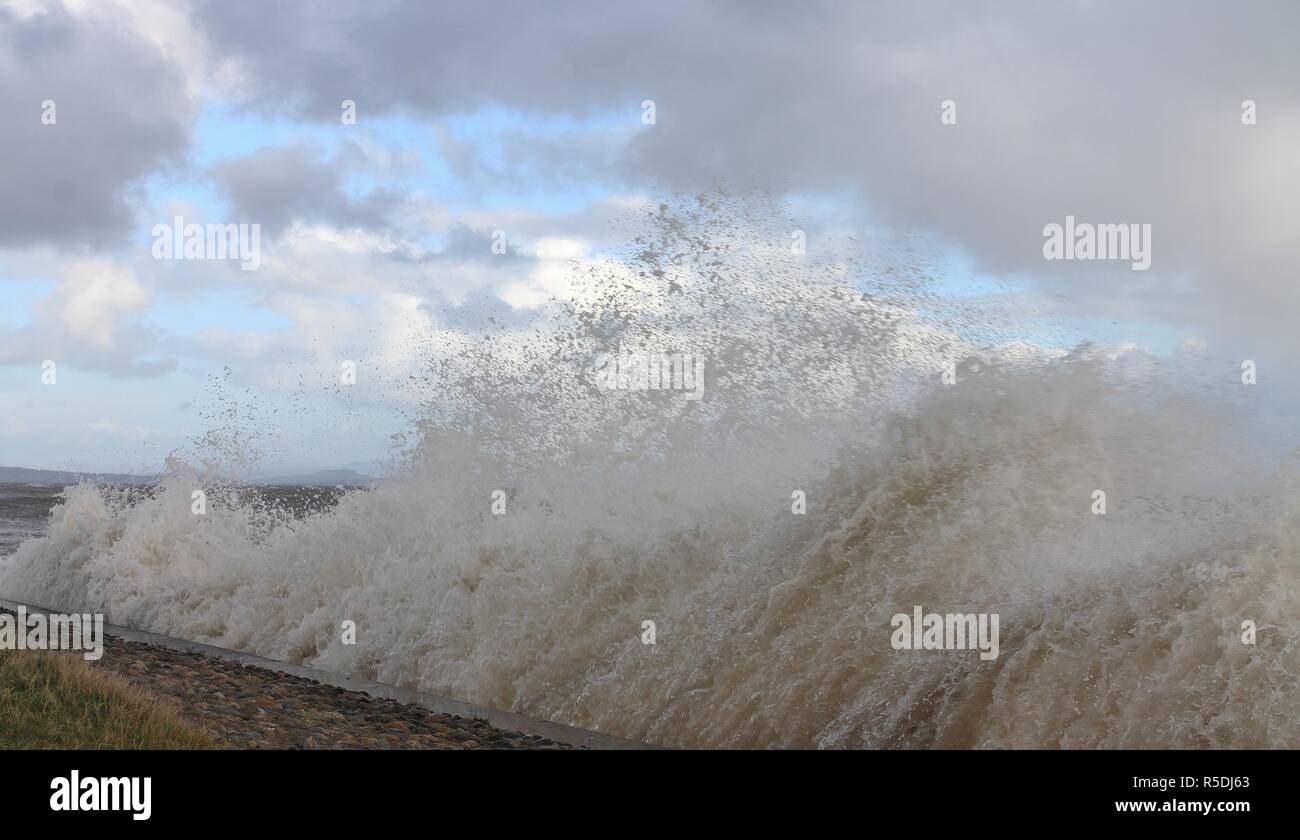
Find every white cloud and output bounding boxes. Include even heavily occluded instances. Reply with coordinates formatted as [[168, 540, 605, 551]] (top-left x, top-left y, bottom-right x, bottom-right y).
[[44, 260, 151, 350]]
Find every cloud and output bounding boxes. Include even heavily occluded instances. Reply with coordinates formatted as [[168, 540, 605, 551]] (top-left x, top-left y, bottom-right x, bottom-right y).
[[192, 0, 1300, 359], [420, 224, 532, 264], [0, 258, 176, 377], [0, 2, 191, 248], [430, 119, 630, 191], [7, 1, 1300, 469], [207, 142, 410, 236], [192, 0, 653, 117], [423, 286, 535, 331]]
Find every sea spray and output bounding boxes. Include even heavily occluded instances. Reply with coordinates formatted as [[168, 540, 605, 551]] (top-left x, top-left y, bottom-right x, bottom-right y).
[[1, 195, 1295, 747]]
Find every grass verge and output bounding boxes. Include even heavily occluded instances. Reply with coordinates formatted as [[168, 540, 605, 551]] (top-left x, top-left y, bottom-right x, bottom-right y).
[[0, 648, 220, 749]]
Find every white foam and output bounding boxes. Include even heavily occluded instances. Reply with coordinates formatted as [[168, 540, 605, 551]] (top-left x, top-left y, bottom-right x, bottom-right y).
[[2, 197, 1294, 747]]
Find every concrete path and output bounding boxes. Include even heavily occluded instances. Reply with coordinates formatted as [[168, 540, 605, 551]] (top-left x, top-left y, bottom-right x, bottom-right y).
[[0, 597, 651, 750]]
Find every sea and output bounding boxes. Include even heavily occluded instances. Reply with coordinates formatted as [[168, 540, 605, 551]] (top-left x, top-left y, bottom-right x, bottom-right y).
[[1, 196, 1294, 748]]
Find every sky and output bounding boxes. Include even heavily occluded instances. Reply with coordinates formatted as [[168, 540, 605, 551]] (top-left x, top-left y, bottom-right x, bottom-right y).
[[1, 0, 1297, 474]]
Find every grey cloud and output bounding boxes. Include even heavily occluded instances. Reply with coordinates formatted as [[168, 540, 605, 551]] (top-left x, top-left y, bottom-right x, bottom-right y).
[[0, 4, 191, 247], [0, 319, 177, 379], [426, 225, 532, 264], [194, 0, 659, 118], [192, 0, 1300, 360], [431, 122, 626, 192], [425, 286, 537, 331], [207, 143, 408, 236], [413, 226, 541, 321]]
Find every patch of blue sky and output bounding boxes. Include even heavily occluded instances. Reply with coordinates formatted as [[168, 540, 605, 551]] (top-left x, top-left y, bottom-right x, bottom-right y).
[[434, 105, 631, 210], [0, 369, 200, 472], [0, 275, 54, 329], [191, 102, 324, 165], [151, 102, 436, 217], [1, 360, 196, 421], [1051, 314, 1196, 356], [170, 101, 632, 264], [141, 287, 292, 337], [136, 165, 227, 247], [192, 100, 626, 208], [892, 246, 1202, 356], [926, 251, 1023, 298]]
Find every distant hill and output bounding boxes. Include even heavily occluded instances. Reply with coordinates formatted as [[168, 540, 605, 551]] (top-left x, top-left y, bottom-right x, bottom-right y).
[[0, 466, 157, 485], [1, 465, 374, 487], [259, 469, 372, 486]]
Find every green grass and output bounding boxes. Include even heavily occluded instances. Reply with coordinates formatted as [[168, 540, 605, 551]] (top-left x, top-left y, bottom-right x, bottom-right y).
[[0, 649, 221, 749]]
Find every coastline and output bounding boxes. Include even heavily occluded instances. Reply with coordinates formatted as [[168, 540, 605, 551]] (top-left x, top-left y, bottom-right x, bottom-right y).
[[96, 634, 571, 749], [0, 599, 650, 750]]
